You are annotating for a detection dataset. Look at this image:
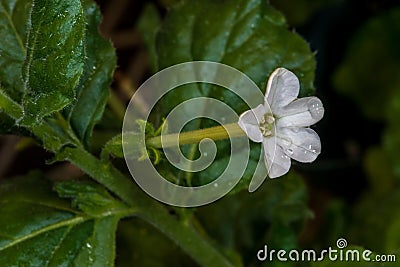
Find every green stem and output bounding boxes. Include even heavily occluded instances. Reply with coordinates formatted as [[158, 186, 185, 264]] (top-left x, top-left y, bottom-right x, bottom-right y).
[[146, 123, 245, 148], [60, 146, 137, 205], [136, 206, 235, 267], [58, 146, 235, 267], [0, 90, 235, 267], [0, 89, 23, 118]]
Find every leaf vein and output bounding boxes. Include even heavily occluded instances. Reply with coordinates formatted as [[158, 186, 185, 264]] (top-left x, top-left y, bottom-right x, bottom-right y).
[[0, 198, 81, 214], [0, 216, 87, 252], [0, 1, 26, 54], [44, 225, 73, 267]]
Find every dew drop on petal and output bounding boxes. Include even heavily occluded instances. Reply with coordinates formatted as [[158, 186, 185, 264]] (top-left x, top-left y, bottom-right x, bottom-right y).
[[308, 144, 318, 154], [286, 148, 294, 155], [307, 98, 324, 120]]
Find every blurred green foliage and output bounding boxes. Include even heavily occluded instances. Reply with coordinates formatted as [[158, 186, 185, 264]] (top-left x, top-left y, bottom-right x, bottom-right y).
[[328, 4, 400, 266], [334, 7, 400, 121], [270, 0, 341, 26], [196, 172, 312, 267]]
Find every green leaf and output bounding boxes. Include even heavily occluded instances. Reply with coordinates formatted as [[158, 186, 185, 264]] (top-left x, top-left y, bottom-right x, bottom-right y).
[[54, 180, 129, 217], [0, 0, 31, 133], [101, 131, 147, 161], [196, 172, 311, 266], [0, 0, 32, 102], [156, 0, 316, 96], [196, 142, 262, 192], [156, 0, 316, 187], [0, 0, 114, 141], [116, 219, 196, 267], [101, 133, 125, 160], [333, 7, 400, 120], [270, 0, 340, 26], [137, 3, 161, 73], [21, 0, 85, 125], [0, 172, 129, 267], [67, 0, 117, 146]]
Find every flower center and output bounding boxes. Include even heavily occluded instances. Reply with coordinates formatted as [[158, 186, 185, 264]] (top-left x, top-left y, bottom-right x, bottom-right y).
[[259, 113, 275, 137]]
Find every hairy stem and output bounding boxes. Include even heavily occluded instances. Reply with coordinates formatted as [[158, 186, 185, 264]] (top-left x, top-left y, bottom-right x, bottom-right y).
[[55, 147, 235, 267], [0, 90, 235, 267], [146, 123, 245, 148]]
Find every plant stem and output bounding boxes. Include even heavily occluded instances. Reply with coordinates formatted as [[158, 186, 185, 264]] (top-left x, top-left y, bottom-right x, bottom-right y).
[[0, 91, 235, 267], [137, 207, 235, 267], [62, 146, 235, 267], [146, 123, 245, 148], [0, 89, 23, 118]]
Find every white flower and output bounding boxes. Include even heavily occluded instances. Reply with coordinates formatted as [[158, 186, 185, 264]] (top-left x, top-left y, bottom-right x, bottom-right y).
[[238, 68, 324, 179]]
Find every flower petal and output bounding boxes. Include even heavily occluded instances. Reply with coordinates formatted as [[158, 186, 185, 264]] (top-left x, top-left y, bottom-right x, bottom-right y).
[[263, 137, 291, 178], [265, 68, 300, 113], [276, 97, 324, 127], [238, 104, 265, 143], [277, 127, 321, 163]]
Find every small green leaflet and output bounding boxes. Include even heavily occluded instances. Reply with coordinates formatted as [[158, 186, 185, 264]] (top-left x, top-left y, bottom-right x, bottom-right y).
[[66, 0, 116, 147]]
